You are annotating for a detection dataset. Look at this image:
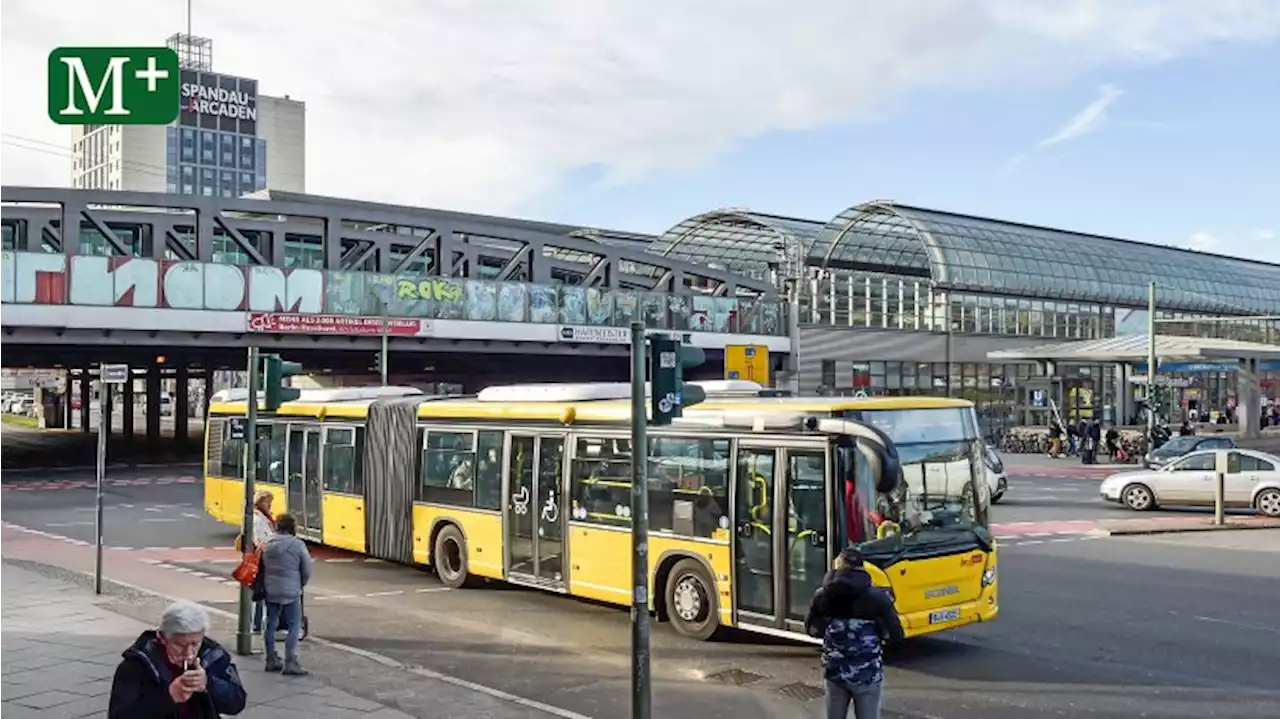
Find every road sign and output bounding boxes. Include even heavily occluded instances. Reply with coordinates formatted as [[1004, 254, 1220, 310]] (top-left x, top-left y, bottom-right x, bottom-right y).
[[100, 364, 129, 384], [48, 47, 180, 125], [725, 344, 770, 384], [228, 417, 247, 440]]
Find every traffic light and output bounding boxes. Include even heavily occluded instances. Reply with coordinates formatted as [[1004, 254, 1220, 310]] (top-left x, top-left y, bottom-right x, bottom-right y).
[[262, 353, 302, 411], [648, 335, 706, 426]]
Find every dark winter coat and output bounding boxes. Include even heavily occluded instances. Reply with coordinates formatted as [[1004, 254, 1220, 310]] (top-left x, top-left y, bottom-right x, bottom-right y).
[[107, 630, 247, 719], [804, 566, 905, 689]]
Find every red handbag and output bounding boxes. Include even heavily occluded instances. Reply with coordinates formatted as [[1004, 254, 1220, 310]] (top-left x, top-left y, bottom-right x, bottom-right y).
[[232, 547, 261, 586]]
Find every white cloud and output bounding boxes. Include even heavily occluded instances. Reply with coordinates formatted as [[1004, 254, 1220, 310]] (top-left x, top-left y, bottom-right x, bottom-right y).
[[1037, 84, 1125, 148], [1255, 229, 1277, 241], [1184, 231, 1220, 252], [4, 0, 1280, 214]]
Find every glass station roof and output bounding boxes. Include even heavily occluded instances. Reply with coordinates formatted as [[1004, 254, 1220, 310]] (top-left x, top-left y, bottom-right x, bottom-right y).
[[654, 203, 1280, 315], [649, 210, 825, 278]]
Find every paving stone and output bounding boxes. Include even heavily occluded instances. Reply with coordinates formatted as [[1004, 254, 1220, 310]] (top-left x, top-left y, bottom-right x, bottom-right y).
[[1, 561, 576, 718]]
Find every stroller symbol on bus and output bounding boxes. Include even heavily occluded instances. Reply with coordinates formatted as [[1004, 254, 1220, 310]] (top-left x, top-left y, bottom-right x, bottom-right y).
[[512, 485, 530, 515]]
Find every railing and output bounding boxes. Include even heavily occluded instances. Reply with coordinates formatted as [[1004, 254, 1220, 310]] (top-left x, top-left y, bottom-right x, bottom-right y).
[[0, 251, 788, 336]]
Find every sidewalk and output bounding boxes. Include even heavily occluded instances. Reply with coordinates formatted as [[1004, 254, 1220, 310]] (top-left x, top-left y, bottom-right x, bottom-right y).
[[1, 561, 579, 718], [1093, 514, 1280, 536], [998, 451, 1129, 476]]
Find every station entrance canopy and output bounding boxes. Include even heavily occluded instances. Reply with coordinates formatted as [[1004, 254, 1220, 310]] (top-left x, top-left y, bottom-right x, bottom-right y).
[[988, 334, 1280, 438], [986, 334, 1280, 365]]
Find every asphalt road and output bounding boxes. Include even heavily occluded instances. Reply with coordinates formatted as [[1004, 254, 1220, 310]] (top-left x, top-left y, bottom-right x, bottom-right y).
[[0, 423, 204, 469], [3, 471, 1278, 719]]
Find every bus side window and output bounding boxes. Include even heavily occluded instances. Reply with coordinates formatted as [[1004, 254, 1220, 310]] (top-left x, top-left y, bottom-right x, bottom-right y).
[[322, 427, 358, 494], [420, 431, 477, 507], [474, 431, 503, 510], [647, 437, 730, 540], [570, 437, 631, 527]]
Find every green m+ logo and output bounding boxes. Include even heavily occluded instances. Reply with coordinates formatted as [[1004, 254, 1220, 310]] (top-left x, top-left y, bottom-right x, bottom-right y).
[[48, 47, 180, 125]]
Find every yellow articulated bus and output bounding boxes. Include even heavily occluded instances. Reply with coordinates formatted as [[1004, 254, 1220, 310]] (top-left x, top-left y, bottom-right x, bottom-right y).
[[205, 381, 997, 642]]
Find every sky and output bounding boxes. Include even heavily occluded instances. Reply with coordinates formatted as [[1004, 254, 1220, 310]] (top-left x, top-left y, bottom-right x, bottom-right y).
[[3, 0, 1279, 264]]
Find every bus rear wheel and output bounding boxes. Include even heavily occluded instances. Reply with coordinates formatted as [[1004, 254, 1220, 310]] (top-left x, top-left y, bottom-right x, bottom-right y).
[[434, 524, 470, 589], [666, 559, 719, 641]]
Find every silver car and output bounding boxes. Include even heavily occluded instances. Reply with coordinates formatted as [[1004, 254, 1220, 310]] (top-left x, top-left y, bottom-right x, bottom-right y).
[[1100, 448, 1280, 516]]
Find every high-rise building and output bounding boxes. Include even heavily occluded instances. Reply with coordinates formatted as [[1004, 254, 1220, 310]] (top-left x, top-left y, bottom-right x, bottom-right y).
[[69, 33, 305, 196]]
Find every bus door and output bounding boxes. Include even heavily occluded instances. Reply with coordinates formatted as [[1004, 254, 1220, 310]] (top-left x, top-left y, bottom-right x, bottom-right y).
[[733, 442, 830, 635], [286, 425, 324, 542], [504, 433, 567, 591]]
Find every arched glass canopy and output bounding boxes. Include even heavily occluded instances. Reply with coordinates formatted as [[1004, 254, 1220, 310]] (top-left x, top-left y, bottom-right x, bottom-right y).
[[811, 202, 1280, 315], [649, 210, 824, 279]]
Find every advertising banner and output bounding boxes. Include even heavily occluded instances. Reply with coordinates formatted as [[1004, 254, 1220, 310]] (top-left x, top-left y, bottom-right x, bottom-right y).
[[248, 313, 428, 336]]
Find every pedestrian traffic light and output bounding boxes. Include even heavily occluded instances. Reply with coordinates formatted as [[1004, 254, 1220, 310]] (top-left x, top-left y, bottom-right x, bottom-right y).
[[648, 335, 706, 426], [262, 353, 302, 411]]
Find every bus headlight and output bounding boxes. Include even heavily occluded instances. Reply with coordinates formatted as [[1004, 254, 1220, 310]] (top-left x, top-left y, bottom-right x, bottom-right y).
[[981, 567, 997, 587]]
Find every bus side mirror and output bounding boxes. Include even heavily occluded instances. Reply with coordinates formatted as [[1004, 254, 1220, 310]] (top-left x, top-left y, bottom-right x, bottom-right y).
[[857, 436, 902, 495]]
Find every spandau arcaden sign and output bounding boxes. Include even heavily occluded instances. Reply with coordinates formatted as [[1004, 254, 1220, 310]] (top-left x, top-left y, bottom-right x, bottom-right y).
[[181, 81, 256, 120]]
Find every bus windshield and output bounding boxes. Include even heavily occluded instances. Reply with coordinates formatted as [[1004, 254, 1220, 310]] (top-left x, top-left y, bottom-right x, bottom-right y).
[[841, 407, 991, 555]]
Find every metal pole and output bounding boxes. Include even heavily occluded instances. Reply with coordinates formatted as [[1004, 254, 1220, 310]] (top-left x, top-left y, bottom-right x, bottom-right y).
[[94, 370, 108, 595], [380, 308, 390, 386], [1147, 282, 1157, 438], [786, 280, 801, 395], [1213, 450, 1226, 526], [235, 346, 260, 656], [628, 321, 651, 719]]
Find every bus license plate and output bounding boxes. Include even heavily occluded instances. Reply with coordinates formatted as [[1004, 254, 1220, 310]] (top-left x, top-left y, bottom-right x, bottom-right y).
[[929, 609, 961, 624]]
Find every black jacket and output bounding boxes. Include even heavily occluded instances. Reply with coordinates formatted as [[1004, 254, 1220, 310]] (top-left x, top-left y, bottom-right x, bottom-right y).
[[804, 566, 905, 644], [108, 630, 247, 719]]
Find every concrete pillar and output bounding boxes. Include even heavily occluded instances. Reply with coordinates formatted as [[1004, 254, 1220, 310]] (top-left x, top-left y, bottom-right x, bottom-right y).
[[1115, 362, 1133, 426], [79, 369, 91, 432], [122, 374, 135, 438], [174, 365, 189, 441], [203, 372, 214, 418], [146, 363, 162, 443], [64, 370, 74, 428], [1238, 358, 1262, 440]]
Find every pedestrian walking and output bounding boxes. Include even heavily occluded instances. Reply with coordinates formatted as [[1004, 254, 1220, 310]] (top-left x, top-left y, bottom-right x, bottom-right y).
[[805, 548, 905, 719], [107, 599, 247, 718], [261, 512, 313, 675]]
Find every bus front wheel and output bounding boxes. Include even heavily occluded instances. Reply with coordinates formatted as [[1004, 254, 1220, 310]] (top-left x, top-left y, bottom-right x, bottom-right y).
[[433, 524, 470, 589], [666, 559, 719, 641]]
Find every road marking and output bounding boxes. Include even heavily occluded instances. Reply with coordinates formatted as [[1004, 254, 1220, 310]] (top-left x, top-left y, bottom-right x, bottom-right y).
[[315, 594, 357, 601], [188, 571, 209, 578], [144, 507, 163, 512], [1020, 540, 1045, 545], [1024, 532, 1055, 537], [324, 558, 356, 563], [44, 521, 95, 528], [415, 587, 451, 593], [364, 590, 404, 597], [181, 513, 203, 519], [140, 518, 181, 523], [205, 575, 226, 583], [1193, 615, 1280, 634]]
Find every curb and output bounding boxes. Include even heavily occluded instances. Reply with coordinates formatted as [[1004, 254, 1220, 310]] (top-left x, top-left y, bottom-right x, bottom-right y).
[[6, 557, 592, 719], [1099, 522, 1280, 537], [0, 462, 202, 474]]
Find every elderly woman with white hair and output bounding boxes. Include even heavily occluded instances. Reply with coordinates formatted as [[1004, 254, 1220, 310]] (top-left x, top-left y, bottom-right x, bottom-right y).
[[108, 600, 247, 718]]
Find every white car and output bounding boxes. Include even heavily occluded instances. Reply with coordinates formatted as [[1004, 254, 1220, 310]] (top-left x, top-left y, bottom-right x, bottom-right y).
[[983, 445, 1007, 504], [1100, 448, 1280, 517]]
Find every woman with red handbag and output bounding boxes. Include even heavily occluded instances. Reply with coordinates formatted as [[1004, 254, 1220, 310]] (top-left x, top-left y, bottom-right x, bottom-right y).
[[234, 491, 276, 632]]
